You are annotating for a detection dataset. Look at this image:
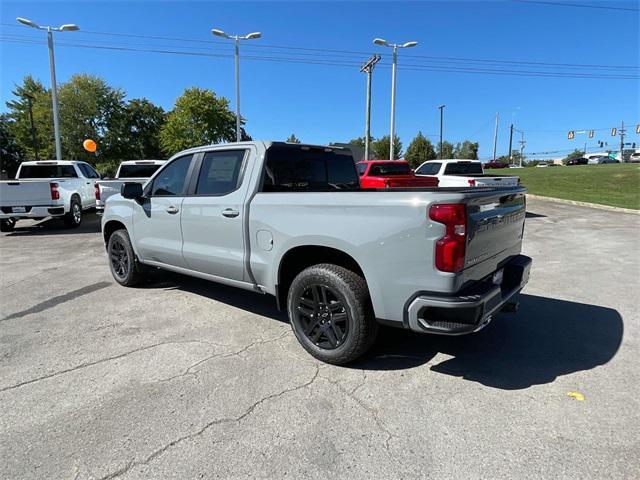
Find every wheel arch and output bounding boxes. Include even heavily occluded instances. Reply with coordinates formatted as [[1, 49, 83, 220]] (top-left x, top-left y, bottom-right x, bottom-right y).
[[276, 245, 368, 311], [103, 220, 127, 248]]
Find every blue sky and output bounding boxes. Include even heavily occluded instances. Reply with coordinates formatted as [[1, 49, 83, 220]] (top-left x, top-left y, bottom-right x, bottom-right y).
[[1, 0, 638, 159]]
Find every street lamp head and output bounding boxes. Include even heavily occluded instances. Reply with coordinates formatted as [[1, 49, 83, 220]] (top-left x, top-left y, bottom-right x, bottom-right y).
[[373, 38, 388, 47], [439, 104, 446, 109], [17, 17, 40, 29], [244, 32, 261, 40], [211, 28, 229, 38], [401, 41, 418, 48], [59, 24, 79, 32]]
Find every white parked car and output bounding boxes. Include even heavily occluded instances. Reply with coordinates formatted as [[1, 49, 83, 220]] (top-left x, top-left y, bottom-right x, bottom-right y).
[[0, 160, 99, 232], [628, 152, 640, 163], [96, 160, 165, 213], [414, 159, 519, 187]]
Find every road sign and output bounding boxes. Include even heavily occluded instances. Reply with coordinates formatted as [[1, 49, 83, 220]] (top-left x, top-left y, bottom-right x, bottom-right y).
[[608, 153, 617, 159], [568, 131, 574, 139], [611, 128, 617, 136]]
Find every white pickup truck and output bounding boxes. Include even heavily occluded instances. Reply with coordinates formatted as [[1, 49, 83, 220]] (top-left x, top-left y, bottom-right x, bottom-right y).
[[96, 160, 165, 213], [415, 159, 519, 188], [0, 160, 99, 231], [102, 141, 532, 364]]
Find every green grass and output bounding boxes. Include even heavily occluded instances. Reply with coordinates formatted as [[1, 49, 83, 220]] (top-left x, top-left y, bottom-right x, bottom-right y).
[[485, 164, 640, 210]]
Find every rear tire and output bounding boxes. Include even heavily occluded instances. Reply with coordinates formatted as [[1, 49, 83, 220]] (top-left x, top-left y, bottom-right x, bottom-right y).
[[107, 229, 144, 287], [0, 218, 16, 232], [287, 263, 378, 365], [63, 196, 82, 228]]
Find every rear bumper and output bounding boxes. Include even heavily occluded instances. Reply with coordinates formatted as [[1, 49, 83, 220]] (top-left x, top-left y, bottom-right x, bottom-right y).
[[405, 255, 532, 335], [0, 205, 66, 219]]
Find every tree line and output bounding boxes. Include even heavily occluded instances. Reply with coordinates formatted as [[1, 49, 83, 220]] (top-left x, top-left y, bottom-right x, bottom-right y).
[[1, 74, 246, 176], [1, 73, 483, 177]]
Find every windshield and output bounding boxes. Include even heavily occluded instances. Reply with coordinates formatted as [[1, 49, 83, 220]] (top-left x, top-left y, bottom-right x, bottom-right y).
[[369, 163, 412, 176], [444, 162, 483, 175], [19, 165, 77, 178], [118, 164, 163, 178]]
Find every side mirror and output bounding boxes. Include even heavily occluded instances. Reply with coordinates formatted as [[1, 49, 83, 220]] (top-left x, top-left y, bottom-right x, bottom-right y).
[[121, 182, 144, 200]]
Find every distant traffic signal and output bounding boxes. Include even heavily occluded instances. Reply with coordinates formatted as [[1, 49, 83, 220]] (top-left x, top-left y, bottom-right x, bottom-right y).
[[611, 128, 617, 136], [568, 131, 574, 139], [588, 130, 594, 138]]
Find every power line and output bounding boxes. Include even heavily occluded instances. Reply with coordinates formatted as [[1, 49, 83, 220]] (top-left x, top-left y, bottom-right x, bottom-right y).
[[511, 0, 639, 12], [2, 36, 638, 80], [2, 22, 637, 71]]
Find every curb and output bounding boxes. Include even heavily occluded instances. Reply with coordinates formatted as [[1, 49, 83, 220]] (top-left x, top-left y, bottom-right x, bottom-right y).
[[527, 194, 640, 215]]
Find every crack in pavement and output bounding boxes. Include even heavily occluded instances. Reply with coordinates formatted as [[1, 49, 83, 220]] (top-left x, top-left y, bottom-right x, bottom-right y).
[[156, 330, 292, 384], [0, 339, 222, 393], [320, 372, 397, 452], [98, 364, 320, 480]]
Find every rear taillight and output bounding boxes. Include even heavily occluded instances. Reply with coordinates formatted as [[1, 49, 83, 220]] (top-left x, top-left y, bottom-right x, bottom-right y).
[[429, 203, 467, 273], [50, 182, 60, 200], [468, 179, 476, 186], [94, 182, 100, 200]]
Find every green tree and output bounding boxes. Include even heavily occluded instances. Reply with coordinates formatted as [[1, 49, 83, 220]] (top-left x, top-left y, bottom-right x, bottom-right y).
[[0, 114, 25, 177], [286, 133, 301, 143], [371, 135, 402, 160], [436, 140, 455, 159], [405, 131, 436, 168], [160, 87, 244, 155], [5, 76, 54, 160], [454, 140, 479, 160], [108, 98, 166, 160], [57, 74, 126, 163], [349, 137, 366, 149], [563, 149, 584, 163]]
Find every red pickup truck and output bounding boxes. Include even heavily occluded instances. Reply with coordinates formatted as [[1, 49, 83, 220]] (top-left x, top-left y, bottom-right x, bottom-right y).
[[356, 160, 439, 188]]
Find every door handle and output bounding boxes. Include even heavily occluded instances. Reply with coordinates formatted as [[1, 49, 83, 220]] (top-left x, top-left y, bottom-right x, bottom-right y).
[[222, 208, 239, 218], [166, 206, 179, 214]]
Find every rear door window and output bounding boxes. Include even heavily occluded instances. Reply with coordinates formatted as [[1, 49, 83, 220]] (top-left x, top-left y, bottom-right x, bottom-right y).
[[118, 164, 164, 178], [195, 150, 246, 195]]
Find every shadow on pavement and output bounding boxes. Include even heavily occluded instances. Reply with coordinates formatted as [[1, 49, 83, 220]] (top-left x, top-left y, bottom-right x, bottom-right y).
[[357, 294, 623, 390], [134, 271, 624, 390], [4, 212, 102, 236], [143, 271, 288, 323], [525, 211, 547, 218]]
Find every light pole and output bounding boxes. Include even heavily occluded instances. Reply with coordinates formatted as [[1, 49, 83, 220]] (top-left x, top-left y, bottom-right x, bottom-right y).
[[373, 38, 418, 160], [212, 28, 262, 142], [438, 105, 445, 159], [17, 17, 79, 161], [360, 54, 381, 161]]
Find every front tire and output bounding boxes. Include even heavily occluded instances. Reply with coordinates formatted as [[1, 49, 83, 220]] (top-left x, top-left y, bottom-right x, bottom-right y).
[[63, 196, 82, 228], [107, 229, 144, 286], [0, 218, 16, 232], [287, 264, 378, 365]]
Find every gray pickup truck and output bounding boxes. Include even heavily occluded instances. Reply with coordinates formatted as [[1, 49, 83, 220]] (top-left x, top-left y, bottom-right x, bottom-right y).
[[102, 141, 532, 364]]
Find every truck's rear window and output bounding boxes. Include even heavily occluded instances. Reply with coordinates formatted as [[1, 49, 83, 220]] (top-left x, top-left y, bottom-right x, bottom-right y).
[[118, 164, 163, 178], [262, 145, 360, 192], [444, 162, 483, 175], [19, 165, 77, 178], [369, 163, 412, 176]]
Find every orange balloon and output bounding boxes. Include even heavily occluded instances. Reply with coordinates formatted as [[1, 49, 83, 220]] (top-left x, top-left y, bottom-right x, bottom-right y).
[[83, 139, 97, 153]]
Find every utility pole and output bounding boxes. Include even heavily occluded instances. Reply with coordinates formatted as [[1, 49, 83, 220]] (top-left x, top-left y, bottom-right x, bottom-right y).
[[360, 54, 381, 161], [619, 121, 626, 163], [373, 37, 418, 160], [519, 131, 526, 167], [212, 28, 262, 142], [508, 123, 514, 163], [25, 94, 39, 160], [438, 105, 445, 159], [492, 112, 499, 161], [17, 17, 80, 160]]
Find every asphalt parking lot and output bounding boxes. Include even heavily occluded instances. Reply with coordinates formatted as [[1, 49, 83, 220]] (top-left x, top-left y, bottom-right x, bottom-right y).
[[1, 198, 638, 480]]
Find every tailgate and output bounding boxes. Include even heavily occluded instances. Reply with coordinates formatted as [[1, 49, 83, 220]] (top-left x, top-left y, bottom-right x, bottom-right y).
[[0, 181, 54, 206], [464, 189, 526, 271], [98, 181, 125, 203], [385, 176, 439, 188], [474, 176, 519, 187]]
